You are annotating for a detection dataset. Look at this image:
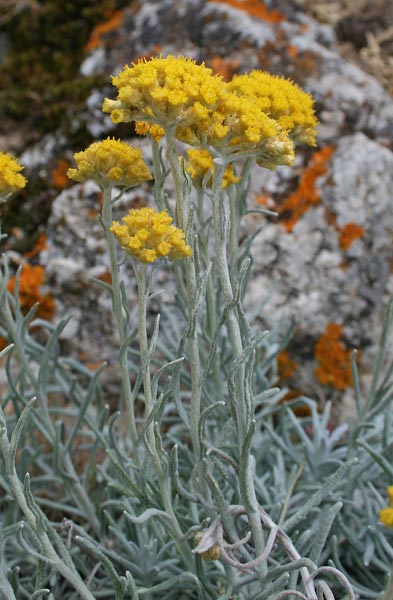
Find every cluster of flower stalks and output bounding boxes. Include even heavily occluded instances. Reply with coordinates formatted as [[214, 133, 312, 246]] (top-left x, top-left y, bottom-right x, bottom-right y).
[[1, 54, 393, 599]]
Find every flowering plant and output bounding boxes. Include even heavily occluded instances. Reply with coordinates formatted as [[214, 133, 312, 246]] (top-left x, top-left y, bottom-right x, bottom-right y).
[[0, 54, 392, 600]]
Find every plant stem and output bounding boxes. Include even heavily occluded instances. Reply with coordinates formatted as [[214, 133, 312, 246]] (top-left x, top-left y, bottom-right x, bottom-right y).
[[166, 135, 188, 229], [210, 161, 247, 442], [165, 138, 204, 463], [135, 264, 154, 434], [101, 187, 138, 447], [196, 189, 223, 402], [151, 138, 167, 211], [134, 262, 194, 571], [211, 159, 268, 582]]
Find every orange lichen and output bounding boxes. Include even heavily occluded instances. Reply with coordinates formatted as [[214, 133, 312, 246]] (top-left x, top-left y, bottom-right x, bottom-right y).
[[337, 222, 364, 251], [207, 57, 240, 81], [7, 265, 55, 321], [255, 194, 270, 206], [279, 146, 335, 232], [276, 350, 312, 415], [277, 350, 298, 380], [24, 233, 48, 260], [209, 0, 284, 22], [287, 45, 299, 59], [52, 159, 71, 189], [85, 10, 124, 52], [97, 270, 112, 285], [314, 323, 354, 390], [324, 208, 365, 251]]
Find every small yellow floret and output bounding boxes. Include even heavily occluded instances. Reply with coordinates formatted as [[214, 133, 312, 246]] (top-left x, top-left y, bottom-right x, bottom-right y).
[[110, 207, 192, 263], [379, 487, 393, 527], [380, 507, 393, 527], [67, 138, 152, 190], [228, 70, 318, 146], [135, 121, 165, 142], [0, 151, 27, 202], [185, 149, 240, 188]]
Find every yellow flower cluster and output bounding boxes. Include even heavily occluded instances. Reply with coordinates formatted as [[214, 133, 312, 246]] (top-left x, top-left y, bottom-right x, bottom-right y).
[[102, 55, 316, 168], [185, 149, 240, 188], [379, 486, 393, 527], [103, 55, 224, 131], [228, 70, 318, 145], [110, 207, 192, 263], [67, 138, 152, 189], [0, 151, 27, 202], [177, 91, 295, 167]]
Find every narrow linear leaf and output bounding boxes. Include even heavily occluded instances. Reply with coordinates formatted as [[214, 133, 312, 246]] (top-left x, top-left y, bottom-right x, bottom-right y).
[[283, 458, 357, 533], [0, 567, 17, 600], [65, 363, 107, 453], [75, 536, 124, 599], [0, 344, 14, 360], [123, 508, 170, 525], [357, 439, 393, 479], [89, 276, 113, 294], [8, 397, 36, 474], [170, 445, 197, 502], [310, 502, 343, 563], [31, 590, 50, 599]]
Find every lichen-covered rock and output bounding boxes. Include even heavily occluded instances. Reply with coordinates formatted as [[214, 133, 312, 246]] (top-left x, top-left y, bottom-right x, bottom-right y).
[[245, 132, 393, 401]]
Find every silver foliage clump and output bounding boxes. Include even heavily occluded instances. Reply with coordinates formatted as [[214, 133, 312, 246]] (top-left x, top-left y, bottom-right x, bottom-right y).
[[2, 213, 393, 599]]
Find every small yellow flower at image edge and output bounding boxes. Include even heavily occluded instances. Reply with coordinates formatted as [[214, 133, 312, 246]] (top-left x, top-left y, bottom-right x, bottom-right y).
[[0, 151, 27, 202], [379, 486, 393, 527], [67, 137, 152, 190], [110, 207, 192, 264]]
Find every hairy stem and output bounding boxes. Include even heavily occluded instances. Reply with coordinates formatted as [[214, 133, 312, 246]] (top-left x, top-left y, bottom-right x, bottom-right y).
[[134, 262, 194, 571], [211, 159, 268, 582], [101, 187, 138, 447], [165, 138, 204, 465]]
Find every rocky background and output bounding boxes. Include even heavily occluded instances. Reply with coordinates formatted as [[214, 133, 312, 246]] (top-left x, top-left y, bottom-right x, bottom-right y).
[[1, 0, 393, 419]]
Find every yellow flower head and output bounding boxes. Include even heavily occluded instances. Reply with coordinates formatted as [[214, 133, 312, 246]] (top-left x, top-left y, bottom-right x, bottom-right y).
[[110, 207, 192, 263], [103, 55, 225, 132], [185, 149, 240, 188], [388, 486, 393, 506], [228, 70, 318, 146], [177, 91, 295, 167], [67, 138, 152, 190], [0, 151, 27, 202]]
